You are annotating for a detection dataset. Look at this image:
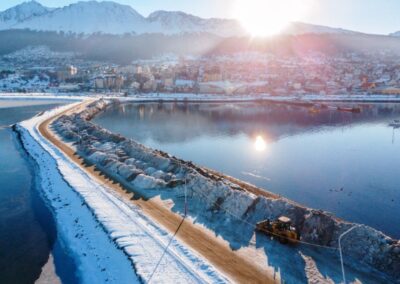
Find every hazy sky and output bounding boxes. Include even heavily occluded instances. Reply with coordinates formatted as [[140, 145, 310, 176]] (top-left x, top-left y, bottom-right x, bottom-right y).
[[0, 0, 399, 34]]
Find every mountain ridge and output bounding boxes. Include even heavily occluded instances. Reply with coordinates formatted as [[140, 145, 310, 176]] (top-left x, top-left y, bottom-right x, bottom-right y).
[[0, 0, 52, 29], [0, 0, 365, 37], [390, 31, 400, 37]]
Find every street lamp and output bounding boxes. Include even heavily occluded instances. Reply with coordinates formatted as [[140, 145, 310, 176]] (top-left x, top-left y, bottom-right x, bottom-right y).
[[177, 160, 188, 217], [338, 225, 360, 284]]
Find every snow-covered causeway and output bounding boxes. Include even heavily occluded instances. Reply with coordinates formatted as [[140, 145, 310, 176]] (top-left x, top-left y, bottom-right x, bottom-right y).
[[16, 102, 227, 283]]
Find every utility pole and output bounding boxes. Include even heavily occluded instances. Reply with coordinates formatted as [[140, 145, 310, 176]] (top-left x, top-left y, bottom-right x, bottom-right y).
[[184, 176, 187, 217], [338, 225, 360, 284]]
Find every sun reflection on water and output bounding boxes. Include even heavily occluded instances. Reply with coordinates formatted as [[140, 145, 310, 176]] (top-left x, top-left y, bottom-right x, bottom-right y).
[[254, 135, 267, 152]]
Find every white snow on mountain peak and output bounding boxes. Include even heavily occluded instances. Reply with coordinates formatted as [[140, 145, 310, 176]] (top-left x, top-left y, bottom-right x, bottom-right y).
[[146, 10, 246, 36], [148, 10, 201, 22], [389, 31, 400, 37], [12, 1, 149, 35], [284, 22, 358, 35], [0, 0, 360, 37], [0, 0, 51, 29]]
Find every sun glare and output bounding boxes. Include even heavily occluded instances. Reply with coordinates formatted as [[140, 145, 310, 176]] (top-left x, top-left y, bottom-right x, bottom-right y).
[[254, 135, 267, 152], [234, 0, 312, 37]]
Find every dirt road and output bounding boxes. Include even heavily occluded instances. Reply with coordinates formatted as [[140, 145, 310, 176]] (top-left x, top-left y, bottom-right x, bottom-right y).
[[38, 100, 277, 283]]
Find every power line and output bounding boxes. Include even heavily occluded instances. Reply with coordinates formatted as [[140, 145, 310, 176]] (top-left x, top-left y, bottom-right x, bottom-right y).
[[90, 160, 339, 281], [147, 164, 189, 283], [147, 217, 186, 284], [186, 173, 339, 250]]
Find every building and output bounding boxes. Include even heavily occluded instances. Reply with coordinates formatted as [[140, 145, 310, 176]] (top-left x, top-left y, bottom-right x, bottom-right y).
[[94, 75, 125, 90], [57, 65, 78, 82]]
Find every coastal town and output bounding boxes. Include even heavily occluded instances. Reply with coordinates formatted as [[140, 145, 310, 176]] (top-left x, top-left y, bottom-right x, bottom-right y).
[[2, 46, 400, 97], [1, 1, 400, 284]]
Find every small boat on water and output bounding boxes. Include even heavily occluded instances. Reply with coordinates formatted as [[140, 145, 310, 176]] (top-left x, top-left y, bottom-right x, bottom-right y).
[[337, 106, 362, 113], [308, 107, 320, 114], [313, 103, 328, 109], [389, 119, 400, 128]]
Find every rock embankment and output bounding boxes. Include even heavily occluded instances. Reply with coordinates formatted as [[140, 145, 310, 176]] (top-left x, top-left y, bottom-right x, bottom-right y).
[[51, 99, 399, 281]]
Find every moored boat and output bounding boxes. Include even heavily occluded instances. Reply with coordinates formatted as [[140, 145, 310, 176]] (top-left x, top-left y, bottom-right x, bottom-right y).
[[389, 119, 400, 128], [337, 106, 362, 113]]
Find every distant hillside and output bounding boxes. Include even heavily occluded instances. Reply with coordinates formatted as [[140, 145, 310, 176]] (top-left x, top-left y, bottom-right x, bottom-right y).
[[390, 31, 400, 37], [1, 30, 400, 63], [0, 30, 222, 62], [209, 33, 400, 56]]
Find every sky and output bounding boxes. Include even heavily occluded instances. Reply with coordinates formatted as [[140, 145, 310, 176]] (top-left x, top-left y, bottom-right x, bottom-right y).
[[0, 0, 399, 35]]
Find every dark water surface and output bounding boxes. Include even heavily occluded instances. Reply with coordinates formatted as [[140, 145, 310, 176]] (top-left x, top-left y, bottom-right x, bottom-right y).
[[94, 102, 400, 239], [0, 100, 69, 283]]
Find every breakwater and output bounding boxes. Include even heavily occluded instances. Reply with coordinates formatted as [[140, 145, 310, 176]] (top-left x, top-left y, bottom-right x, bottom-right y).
[[52, 99, 400, 281]]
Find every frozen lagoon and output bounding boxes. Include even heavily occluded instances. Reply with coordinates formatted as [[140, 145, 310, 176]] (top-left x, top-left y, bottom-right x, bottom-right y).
[[94, 101, 400, 239]]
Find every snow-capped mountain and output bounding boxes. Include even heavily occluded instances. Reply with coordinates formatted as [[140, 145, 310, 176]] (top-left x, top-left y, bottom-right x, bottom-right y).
[[389, 31, 400, 37], [0, 0, 51, 30], [147, 10, 245, 36], [0, 0, 357, 37], [284, 22, 357, 35], [13, 1, 150, 35]]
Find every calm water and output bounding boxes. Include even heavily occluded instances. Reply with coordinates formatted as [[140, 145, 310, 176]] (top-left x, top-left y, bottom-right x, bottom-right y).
[[94, 102, 400, 239], [0, 100, 69, 283]]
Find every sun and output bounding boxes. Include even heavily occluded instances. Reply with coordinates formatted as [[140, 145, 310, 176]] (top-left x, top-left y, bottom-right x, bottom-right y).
[[234, 0, 312, 37]]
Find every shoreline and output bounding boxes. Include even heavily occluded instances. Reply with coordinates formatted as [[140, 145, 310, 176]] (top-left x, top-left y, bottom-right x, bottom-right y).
[[16, 103, 142, 283], [16, 100, 239, 283], [12, 95, 400, 281], [50, 99, 397, 282], [9, 124, 64, 284], [2, 92, 400, 104], [39, 102, 277, 282], [35, 254, 61, 284]]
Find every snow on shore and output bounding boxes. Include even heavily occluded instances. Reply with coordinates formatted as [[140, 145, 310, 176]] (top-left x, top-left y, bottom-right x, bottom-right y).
[[0, 93, 89, 101], [52, 99, 399, 283], [16, 103, 227, 283], [125, 92, 400, 103], [3, 91, 400, 103], [12, 96, 400, 283]]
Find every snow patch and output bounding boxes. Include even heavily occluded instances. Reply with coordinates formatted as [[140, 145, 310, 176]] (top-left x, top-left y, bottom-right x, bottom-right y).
[[17, 101, 228, 283], [51, 99, 400, 282]]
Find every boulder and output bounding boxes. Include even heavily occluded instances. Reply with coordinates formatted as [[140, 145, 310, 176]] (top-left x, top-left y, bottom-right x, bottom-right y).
[[151, 170, 165, 179], [88, 151, 108, 164], [144, 167, 157, 175], [301, 210, 336, 245], [125, 158, 136, 166], [117, 164, 142, 181], [131, 174, 166, 190]]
